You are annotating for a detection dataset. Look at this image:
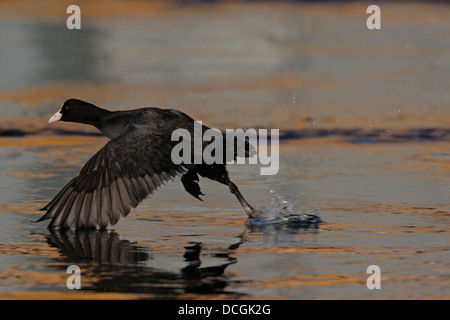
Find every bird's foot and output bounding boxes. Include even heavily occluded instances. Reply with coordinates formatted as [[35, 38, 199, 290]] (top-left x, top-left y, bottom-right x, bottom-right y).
[[245, 206, 264, 219], [181, 171, 204, 201]]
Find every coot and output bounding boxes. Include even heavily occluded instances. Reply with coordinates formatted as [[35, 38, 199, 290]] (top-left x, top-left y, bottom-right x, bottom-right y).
[[39, 99, 260, 229]]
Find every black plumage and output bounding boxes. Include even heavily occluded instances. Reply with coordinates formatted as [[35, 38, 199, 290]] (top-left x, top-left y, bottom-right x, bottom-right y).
[[39, 99, 259, 229]]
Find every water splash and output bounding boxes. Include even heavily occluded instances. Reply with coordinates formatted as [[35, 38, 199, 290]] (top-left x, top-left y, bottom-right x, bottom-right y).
[[249, 191, 321, 229]]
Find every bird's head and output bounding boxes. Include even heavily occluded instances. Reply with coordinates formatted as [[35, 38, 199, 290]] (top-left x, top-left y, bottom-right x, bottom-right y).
[[48, 99, 104, 125]]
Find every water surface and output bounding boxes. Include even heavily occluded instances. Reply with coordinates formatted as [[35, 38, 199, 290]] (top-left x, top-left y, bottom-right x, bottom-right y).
[[0, 1, 449, 299]]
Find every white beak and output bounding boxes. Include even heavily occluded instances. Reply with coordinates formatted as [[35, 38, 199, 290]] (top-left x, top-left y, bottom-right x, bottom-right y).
[[48, 111, 63, 124]]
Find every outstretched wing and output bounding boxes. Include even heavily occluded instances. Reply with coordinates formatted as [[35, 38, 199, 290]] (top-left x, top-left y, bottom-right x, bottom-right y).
[[38, 125, 185, 229]]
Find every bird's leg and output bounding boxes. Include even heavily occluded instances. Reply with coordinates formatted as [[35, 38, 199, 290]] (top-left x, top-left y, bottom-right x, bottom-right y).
[[227, 180, 261, 218], [194, 165, 261, 218]]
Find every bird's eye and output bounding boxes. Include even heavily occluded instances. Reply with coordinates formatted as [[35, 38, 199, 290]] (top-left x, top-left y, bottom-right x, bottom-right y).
[[64, 106, 69, 111]]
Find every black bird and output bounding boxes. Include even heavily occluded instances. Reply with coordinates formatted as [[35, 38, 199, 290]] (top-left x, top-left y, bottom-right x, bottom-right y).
[[38, 99, 260, 229]]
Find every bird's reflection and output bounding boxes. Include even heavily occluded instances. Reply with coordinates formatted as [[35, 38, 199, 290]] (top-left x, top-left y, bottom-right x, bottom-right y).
[[46, 229, 149, 267], [45, 215, 320, 297], [46, 228, 246, 297]]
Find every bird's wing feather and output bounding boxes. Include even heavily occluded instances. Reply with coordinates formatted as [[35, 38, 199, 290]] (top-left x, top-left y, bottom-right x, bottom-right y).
[[38, 125, 185, 229]]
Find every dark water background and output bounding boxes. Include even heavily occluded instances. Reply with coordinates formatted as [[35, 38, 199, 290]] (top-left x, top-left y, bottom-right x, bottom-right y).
[[0, 1, 449, 299]]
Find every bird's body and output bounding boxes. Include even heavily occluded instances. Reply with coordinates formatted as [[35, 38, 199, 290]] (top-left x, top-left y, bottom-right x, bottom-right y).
[[39, 99, 259, 229]]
